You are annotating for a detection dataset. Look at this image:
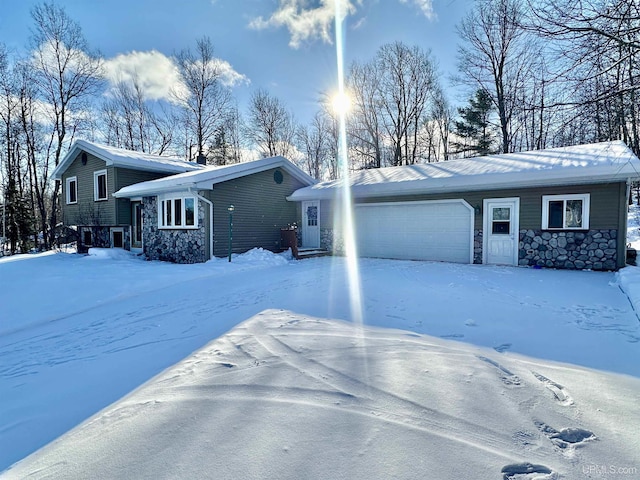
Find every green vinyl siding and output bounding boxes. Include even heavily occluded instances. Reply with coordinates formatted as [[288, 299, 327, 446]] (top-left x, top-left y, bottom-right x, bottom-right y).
[[209, 168, 305, 257], [61, 151, 176, 227], [61, 152, 116, 225], [353, 182, 624, 231], [114, 168, 168, 225]]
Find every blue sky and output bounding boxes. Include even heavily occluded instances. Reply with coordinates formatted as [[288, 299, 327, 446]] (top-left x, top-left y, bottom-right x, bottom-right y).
[[0, 0, 472, 124]]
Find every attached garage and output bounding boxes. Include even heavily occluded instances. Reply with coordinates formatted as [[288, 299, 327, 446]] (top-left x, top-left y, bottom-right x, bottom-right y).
[[354, 200, 474, 263]]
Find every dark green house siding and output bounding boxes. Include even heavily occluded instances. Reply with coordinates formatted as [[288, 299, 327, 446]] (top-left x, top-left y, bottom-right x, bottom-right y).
[[61, 152, 174, 227], [207, 168, 305, 257], [312, 181, 628, 269]]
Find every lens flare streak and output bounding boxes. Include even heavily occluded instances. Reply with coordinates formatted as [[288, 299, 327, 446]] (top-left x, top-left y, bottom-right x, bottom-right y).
[[333, 1, 365, 334]]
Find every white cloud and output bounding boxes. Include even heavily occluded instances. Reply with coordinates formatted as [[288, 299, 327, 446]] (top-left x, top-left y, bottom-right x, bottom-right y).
[[249, 0, 358, 48], [399, 0, 435, 20], [103, 50, 248, 102], [103, 50, 183, 101], [248, 0, 437, 48], [204, 58, 250, 88]]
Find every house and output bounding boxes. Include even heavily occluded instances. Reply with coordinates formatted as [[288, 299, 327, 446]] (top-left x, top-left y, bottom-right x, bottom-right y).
[[52, 140, 204, 252], [53, 140, 316, 263], [287, 141, 640, 270], [113, 156, 316, 263]]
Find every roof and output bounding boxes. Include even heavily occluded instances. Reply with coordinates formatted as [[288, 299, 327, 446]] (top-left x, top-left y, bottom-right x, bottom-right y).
[[288, 141, 640, 201], [113, 156, 317, 198], [52, 140, 204, 180]]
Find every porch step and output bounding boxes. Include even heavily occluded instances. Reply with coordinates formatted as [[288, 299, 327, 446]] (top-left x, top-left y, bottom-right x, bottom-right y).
[[296, 248, 331, 260]]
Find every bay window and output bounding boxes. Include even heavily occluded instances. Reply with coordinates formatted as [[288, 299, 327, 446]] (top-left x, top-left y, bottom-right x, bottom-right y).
[[159, 195, 197, 228]]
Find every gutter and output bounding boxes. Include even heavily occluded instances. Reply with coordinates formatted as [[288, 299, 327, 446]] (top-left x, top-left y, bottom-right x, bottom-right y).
[[189, 187, 214, 261]]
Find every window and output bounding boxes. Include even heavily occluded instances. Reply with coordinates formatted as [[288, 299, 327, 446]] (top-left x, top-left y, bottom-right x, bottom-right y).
[[542, 194, 590, 230], [491, 207, 510, 234], [66, 176, 77, 204], [94, 170, 107, 201], [83, 229, 92, 246], [158, 195, 197, 228], [306, 205, 318, 226]]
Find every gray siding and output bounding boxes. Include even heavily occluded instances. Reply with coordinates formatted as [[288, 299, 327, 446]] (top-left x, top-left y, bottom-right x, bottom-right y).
[[114, 168, 168, 225], [61, 152, 115, 225], [209, 168, 305, 257], [310, 181, 628, 269], [352, 182, 624, 231], [61, 152, 176, 227]]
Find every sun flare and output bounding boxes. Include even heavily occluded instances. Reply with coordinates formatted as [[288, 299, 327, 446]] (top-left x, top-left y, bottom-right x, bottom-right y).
[[331, 91, 351, 116]]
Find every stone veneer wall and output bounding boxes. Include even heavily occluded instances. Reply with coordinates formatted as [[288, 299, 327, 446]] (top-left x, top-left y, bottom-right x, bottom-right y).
[[473, 230, 483, 264], [142, 196, 207, 264], [321, 227, 344, 254], [518, 229, 617, 270]]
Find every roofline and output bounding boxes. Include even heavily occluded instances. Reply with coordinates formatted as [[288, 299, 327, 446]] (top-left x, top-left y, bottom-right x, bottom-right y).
[[287, 168, 639, 202], [52, 140, 199, 180], [113, 156, 317, 198]]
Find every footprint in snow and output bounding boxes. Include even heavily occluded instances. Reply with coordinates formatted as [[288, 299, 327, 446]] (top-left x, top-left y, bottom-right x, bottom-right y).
[[494, 343, 512, 353], [531, 371, 574, 406], [477, 355, 521, 386], [440, 333, 464, 339], [535, 421, 596, 450], [501, 462, 556, 479]]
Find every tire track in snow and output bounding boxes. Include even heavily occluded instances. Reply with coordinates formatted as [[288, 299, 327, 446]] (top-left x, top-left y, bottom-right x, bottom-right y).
[[242, 319, 527, 461]]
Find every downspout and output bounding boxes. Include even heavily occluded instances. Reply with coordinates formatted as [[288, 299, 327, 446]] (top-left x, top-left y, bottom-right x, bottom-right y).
[[189, 188, 214, 261], [623, 178, 632, 267]]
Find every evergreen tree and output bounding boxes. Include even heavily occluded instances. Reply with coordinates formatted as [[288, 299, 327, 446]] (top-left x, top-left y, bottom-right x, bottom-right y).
[[453, 89, 495, 157]]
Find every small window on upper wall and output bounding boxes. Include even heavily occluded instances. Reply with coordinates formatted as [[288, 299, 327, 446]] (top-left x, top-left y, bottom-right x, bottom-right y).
[[94, 170, 107, 201], [66, 176, 77, 204], [542, 194, 590, 230]]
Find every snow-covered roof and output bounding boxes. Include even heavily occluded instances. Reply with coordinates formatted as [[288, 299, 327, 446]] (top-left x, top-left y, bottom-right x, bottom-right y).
[[288, 141, 640, 201], [113, 156, 316, 198], [52, 140, 204, 180]]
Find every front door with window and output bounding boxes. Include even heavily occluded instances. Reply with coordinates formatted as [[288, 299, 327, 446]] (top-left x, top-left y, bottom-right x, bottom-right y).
[[302, 201, 320, 248], [131, 201, 143, 251], [483, 198, 520, 266]]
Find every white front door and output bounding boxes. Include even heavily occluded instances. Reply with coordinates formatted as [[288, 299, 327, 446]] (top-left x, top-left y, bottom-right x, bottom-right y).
[[131, 201, 143, 252], [302, 201, 320, 248], [483, 198, 520, 266]]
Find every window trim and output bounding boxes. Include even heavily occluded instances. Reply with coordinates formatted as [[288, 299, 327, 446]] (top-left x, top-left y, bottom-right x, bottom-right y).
[[66, 176, 77, 205], [94, 169, 108, 201], [541, 193, 590, 230], [158, 194, 198, 229]]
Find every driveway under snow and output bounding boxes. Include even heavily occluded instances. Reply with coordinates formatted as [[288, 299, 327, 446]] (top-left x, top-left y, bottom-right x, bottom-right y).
[[1, 250, 639, 478]]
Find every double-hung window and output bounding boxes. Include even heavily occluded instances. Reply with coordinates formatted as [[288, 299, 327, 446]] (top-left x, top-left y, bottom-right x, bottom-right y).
[[159, 195, 197, 228], [66, 176, 77, 204], [94, 170, 108, 201], [542, 194, 590, 230]]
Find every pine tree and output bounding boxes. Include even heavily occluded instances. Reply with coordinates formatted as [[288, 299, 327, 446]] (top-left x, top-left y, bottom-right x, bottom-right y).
[[453, 89, 495, 157]]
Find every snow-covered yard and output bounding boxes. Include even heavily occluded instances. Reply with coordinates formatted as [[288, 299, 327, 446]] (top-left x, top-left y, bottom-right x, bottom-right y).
[[1, 248, 639, 479]]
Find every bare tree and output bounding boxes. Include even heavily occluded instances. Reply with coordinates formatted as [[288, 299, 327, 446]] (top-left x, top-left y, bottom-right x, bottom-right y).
[[102, 75, 177, 155], [30, 2, 103, 249], [173, 36, 234, 162], [527, 0, 640, 154], [208, 104, 244, 165], [296, 110, 332, 179], [348, 61, 384, 168], [245, 88, 297, 158], [457, 0, 536, 153], [348, 42, 441, 168]]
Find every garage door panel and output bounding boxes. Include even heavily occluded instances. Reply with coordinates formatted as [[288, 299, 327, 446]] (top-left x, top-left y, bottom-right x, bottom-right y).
[[354, 201, 472, 263]]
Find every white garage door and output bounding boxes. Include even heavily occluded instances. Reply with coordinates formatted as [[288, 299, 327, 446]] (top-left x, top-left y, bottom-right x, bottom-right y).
[[354, 200, 473, 263]]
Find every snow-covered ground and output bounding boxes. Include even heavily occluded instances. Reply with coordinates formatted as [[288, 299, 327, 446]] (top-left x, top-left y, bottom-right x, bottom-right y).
[[1, 247, 639, 479]]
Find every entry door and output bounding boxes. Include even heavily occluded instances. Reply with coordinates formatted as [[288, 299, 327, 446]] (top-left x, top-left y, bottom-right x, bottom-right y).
[[302, 201, 320, 248], [483, 198, 520, 266], [131, 201, 143, 250]]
